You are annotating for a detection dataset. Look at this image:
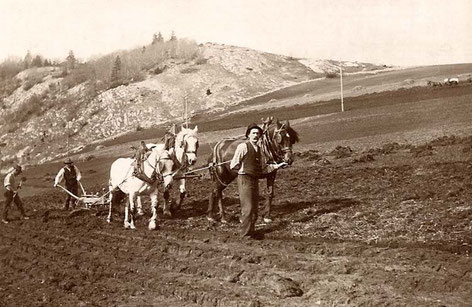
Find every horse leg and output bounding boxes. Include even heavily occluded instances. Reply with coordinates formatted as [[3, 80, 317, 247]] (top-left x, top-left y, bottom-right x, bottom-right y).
[[263, 174, 276, 223], [107, 188, 121, 223], [217, 187, 228, 224], [136, 196, 144, 216], [107, 189, 114, 223], [163, 185, 173, 217], [125, 193, 136, 229], [207, 186, 216, 222], [207, 184, 222, 222], [148, 190, 159, 230], [175, 178, 186, 211]]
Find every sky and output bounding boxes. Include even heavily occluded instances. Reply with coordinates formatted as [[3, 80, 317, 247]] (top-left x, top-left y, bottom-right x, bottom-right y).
[[0, 0, 471, 66]]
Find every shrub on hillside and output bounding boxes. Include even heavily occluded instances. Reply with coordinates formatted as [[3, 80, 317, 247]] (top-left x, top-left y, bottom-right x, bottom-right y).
[[0, 59, 23, 80], [194, 56, 208, 65], [325, 72, 339, 79], [0, 77, 21, 98], [6, 94, 43, 124], [180, 67, 199, 74], [23, 75, 44, 91], [61, 65, 96, 90]]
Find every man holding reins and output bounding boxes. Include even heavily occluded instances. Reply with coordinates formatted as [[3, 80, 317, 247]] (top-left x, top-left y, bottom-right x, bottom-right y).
[[230, 123, 286, 239], [54, 158, 82, 210], [2, 165, 29, 223]]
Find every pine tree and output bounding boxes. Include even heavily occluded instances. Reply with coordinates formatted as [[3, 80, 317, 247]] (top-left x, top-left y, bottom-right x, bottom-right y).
[[23, 51, 32, 69], [110, 55, 122, 87], [66, 50, 76, 70], [152, 32, 164, 44], [157, 32, 164, 43], [169, 31, 177, 42], [32, 55, 43, 67]]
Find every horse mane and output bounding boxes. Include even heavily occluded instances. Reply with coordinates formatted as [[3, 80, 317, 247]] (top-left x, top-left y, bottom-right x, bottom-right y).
[[269, 119, 300, 145], [286, 125, 300, 145]]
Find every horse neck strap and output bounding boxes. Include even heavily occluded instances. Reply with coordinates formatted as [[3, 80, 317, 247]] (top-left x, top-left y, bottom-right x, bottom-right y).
[[144, 153, 161, 178], [261, 132, 280, 163]]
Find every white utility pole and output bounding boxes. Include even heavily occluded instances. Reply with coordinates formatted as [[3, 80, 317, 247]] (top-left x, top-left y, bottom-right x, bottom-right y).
[[340, 67, 344, 112], [66, 121, 70, 156], [183, 94, 189, 128]]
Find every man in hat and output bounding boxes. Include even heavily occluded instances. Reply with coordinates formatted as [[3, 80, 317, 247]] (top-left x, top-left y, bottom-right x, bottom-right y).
[[163, 124, 176, 151], [2, 165, 28, 223], [230, 123, 286, 238], [54, 158, 82, 210]]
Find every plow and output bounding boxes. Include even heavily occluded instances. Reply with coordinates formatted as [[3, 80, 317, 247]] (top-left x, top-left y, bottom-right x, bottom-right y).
[[56, 182, 109, 209]]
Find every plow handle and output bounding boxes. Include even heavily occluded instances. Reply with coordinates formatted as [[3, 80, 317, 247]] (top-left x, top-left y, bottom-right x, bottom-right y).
[[56, 184, 81, 200], [78, 181, 86, 196]]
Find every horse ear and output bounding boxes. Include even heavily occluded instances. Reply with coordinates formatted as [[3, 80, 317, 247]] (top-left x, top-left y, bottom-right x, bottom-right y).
[[193, 125, 198, 132], [285, 120, 290, 127], [276, 119, 281, 128]]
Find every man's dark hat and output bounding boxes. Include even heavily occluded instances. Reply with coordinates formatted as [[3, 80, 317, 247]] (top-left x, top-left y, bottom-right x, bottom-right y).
[[245, 123, 263, 137], [64, 157, 73, 164]]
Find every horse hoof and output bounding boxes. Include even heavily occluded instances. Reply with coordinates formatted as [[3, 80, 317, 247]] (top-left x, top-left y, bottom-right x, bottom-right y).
[[106, 217, 111, 223], [207, 216, 216, 223], [163, 210, 172, 217], [148, 220, 157, 230], [137, 210, 144, 216], [124, 222, 130, 229]]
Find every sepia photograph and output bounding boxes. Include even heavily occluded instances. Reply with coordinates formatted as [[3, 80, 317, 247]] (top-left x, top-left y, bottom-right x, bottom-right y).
[[0, 0, 471, 306]]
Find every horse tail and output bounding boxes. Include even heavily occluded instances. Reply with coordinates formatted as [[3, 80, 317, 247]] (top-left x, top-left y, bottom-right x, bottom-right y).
[[208, 140, 221, 180]]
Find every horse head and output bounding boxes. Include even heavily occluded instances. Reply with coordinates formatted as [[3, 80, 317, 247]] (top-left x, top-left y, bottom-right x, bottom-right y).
[[175, 125, 199, 166], [267, 119, 299, 165], [148, 148, 174, 188]]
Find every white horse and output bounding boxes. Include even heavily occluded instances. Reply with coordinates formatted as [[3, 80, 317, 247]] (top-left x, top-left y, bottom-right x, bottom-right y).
[[140, 125, 199, 217], [107, 146, 174, 230]]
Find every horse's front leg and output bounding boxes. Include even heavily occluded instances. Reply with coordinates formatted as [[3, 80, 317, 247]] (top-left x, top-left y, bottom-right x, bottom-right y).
[[136, 196, 144, 216], [263, 173, 276, 223], [107, 188, 113, 223], [217, 187, 227, 224], [148, 190, 159, 230], [125, 193, 136, 229], [175, 178, 186, 211], [162, 183, 173, 217], [207, 186, 217, 222]]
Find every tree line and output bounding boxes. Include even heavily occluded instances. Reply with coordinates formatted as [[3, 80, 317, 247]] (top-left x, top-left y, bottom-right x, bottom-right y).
[[0, 31, 201, 91]]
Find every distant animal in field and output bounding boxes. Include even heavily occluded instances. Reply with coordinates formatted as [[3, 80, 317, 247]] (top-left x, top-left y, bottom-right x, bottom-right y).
[[427, 80, 443, 87], [444, 78, 459, 86]]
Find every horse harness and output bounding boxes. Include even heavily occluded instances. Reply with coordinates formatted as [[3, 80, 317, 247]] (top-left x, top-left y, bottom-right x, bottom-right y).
[[211, 123, 292, 187]]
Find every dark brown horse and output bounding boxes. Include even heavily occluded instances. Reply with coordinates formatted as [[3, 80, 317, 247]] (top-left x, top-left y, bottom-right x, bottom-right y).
[[207, 118, 299, 223]]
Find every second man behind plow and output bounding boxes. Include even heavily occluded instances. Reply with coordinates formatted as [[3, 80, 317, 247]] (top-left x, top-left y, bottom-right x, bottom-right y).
[[54, 158, 82, 210]]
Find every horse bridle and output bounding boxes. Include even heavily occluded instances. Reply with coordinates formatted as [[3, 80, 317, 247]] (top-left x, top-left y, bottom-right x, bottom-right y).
[[173, 133, 199, 170], [262, 124, 292, 163], [272, 125, 292, 154]]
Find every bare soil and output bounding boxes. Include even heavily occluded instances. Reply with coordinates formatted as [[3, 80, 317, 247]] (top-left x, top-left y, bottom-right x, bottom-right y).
[[1, 83, 472, 306]]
